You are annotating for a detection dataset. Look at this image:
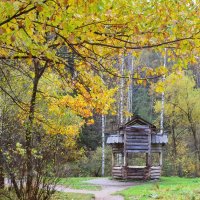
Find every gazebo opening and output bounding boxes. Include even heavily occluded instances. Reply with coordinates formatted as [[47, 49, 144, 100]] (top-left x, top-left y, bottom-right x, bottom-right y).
[[114, 153, 124, 166], [127, 153, 146, 166]]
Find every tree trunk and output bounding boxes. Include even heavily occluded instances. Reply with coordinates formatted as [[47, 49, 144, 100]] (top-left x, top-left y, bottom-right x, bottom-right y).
[[191, 127, 200, 176], [26, 61, 46, 199], [188, 114, 200, 176], [0, 155, 4, 189], [0, 100, 4, 189], [171, 123, 178, 175], [101, 114, 105, 177], [119, 56, 124, 125], [26, 75, 39, 198]]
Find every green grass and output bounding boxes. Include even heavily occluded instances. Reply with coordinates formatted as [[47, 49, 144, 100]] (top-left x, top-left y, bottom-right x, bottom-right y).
[[58, 177, 101, 190], [52, 191, 94, 200], [0, 190, 94, 200], [118, 177, 200, 200]]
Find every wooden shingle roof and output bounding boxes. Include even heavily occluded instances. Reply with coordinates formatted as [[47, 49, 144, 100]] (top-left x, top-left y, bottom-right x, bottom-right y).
[[120, 115, 156, 131]]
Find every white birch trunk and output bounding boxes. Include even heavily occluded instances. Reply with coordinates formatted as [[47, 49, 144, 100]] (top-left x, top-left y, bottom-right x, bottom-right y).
[[126, 55, 134, 122], [101, 114, 105, 177], [119, 56, 124, 125], [160, 48, 167, 134]]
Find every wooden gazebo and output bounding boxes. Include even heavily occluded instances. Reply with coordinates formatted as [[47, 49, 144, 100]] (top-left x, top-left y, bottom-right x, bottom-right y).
[[106, 115, 168, 180]]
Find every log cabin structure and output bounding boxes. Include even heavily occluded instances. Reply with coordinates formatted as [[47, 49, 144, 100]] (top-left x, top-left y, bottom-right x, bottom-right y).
[[106, 115, 168, 180]]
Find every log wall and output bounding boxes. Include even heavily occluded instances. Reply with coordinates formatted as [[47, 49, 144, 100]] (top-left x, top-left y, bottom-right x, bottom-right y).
[[112, 166, 123, 178], [150, 166, 161, 179], [126, 166, 148, 179], [112, 166, 162, 179], [125, 130, 150, 152]]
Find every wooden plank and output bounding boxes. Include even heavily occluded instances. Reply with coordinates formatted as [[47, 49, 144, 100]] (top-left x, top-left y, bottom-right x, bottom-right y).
[[126, 131, 148, 134], [112, 173, 123, 176], [128, 170, 146, 172], [125, 127, 148, 130], [126, 132, 148, 135], [113, 166, 123, 169], [126, 146, 148, 150], [112, 170, 122, 173], [151, 171, 161, 174], [127, 170, 145, 174], [151, 166, 161, 169], [126, 176, 144, 179], [126, 137, 148, 141], [112, 168, 122, 171], [127, 173, 144, 176], [113, 173, 123, 176], [112, 168, 122, 170], [112, 170, 122, 172], [126, 142, 149, 146], [151, 173, 161, 175], [127, 169, 145, 172], [126, 144, 149, 149], [128, 167, 146, 170], [126, 135, 148, 139], [151, 167, 161, 170], [126, 139, 149, 144], [126, 133, 148, 137], [126, 142, 148, 145], [126, 150, 148, 153], [112, 171, 122, 174]]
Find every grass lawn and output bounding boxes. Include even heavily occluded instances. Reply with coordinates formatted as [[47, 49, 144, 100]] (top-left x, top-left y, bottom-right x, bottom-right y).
[[118, 177, 200, 200], [58, 177, 101, 190], [0, 190, 94, 200]]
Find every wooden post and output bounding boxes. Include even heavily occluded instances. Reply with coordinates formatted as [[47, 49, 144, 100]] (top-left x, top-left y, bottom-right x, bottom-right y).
[[123, 131, 127, 179], [123, 132, 127, 166], [112, 151, 114, 167], [147, 132, 152, 166], [159, 151, 163, 166], [111, 151, 114, 177], [146, 130, 152, 179]]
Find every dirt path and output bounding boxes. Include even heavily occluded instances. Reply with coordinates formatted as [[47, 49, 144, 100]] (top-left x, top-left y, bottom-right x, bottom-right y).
[[55, 178, 138, 200]]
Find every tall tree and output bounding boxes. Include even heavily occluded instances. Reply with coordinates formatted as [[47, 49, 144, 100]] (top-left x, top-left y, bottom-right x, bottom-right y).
[[155, 72, 200, 175]]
